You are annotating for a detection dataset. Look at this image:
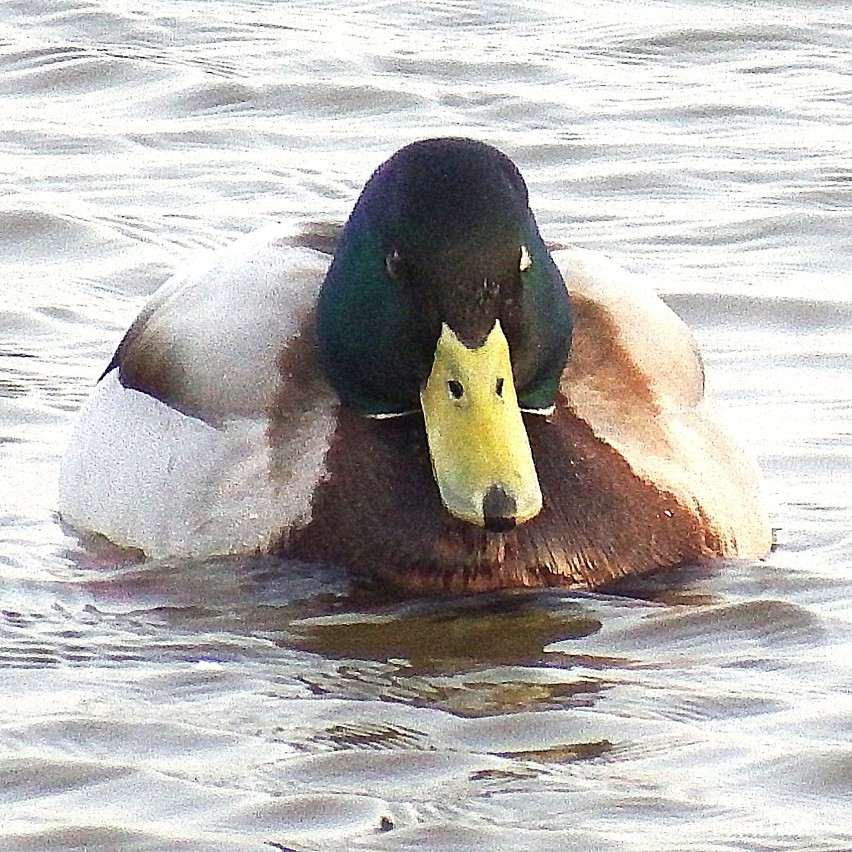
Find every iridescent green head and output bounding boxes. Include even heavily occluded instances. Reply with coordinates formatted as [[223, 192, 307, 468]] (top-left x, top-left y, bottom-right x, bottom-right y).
[[316, 138, 573, 530]]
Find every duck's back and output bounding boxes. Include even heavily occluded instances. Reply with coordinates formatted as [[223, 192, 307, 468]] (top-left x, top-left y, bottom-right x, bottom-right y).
[[59, 231, 770, 589]]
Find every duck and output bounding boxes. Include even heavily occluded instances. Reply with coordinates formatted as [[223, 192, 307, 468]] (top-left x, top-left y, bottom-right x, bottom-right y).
[[58, 137, 772, 593]]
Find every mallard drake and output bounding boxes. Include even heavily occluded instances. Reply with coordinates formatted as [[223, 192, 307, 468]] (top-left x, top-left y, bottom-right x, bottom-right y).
[[59, 138, 771, 593]]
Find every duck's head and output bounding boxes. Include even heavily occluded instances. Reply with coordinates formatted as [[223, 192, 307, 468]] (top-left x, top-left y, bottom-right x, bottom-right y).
[[316, 138, 572, 532]]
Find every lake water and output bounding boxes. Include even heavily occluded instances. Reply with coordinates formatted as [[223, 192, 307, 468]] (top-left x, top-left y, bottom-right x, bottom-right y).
[[2, 0, 851, 849]]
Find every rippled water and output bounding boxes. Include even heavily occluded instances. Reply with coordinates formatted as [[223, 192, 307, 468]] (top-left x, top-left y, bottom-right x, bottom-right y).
[[2, 1, 851, 849]]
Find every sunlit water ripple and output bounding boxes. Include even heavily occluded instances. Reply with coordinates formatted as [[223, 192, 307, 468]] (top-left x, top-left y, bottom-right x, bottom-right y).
[[1, 1, 851, 849]]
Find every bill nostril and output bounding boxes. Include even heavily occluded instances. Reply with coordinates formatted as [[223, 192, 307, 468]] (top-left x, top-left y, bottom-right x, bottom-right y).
[[483, 485, 517, 533]]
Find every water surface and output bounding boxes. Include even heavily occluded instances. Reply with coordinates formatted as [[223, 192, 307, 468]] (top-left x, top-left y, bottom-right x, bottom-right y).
[[2, 1, 851, 849]]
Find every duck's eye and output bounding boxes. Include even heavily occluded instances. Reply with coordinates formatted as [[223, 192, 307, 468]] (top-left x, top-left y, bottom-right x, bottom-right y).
[[519, 245, 532, 272], [385, 250, 404, 280], [495, 377, 504, 397], [447, 380, 464, 400]]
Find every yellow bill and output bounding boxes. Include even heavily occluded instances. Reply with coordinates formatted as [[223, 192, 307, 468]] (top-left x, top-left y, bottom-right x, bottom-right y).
[[420, 320, 542, 531]]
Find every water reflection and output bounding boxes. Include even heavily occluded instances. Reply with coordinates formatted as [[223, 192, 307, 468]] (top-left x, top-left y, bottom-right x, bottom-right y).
[[288, 591, 610, 717], [290, 593, 603, 672], [65, 543, 629, 716]]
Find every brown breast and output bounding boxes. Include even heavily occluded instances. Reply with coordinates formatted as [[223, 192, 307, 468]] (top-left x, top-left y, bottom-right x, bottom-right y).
[[284, 404, 718, 594]]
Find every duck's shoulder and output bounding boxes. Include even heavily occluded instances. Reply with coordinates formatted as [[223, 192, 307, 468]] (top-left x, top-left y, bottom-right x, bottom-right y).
[[552, 247, 704, 410], [59, 225, 340, 560], [110, 224, 332, 423], [552, 248, 771, 560]]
